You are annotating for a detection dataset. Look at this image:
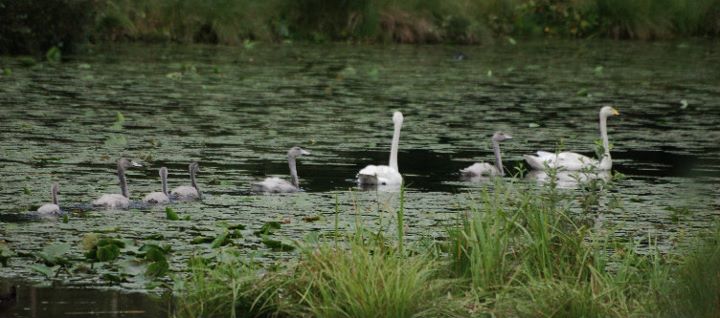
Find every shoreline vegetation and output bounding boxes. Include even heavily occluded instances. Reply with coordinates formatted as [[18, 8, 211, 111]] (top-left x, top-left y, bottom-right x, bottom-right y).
[[174, 176, 720, 318], [2, 0, 720, 55]]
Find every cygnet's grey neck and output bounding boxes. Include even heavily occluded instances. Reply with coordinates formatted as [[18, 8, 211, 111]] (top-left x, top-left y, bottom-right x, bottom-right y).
[[492, 140, 504, 176], [51, 185, 59, 205], [117, 164, 129, 198], [161, 170, 168, 196], [190, 165, 202, 199], [288, 156, 299, 188]]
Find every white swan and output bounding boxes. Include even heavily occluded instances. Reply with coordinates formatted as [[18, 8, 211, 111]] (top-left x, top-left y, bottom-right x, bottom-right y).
[[37, 183, 61, 216], [461, 131, 512, 178], [92, 158, 142, 209], [143, 167, 170, 204], [171, 162, 202, 201], [252, 146, 311, 193], [357, 111, 404, 186], [524, 106, 619, 171]]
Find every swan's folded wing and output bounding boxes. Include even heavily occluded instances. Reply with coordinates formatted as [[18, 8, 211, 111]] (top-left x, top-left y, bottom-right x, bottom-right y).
[[357, 165, 379, 177], [556, 152, 598, 170], [357, 165, 401, 185]]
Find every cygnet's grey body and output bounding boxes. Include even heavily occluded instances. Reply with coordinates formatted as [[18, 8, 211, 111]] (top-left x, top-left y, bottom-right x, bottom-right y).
[[170, 162, 202, 201], [92, 158, 142, 209], [461, 131, 512, 178], [36, 183, 62, 217], [252, 146, 310, 193], [143, 167, 170, 204]]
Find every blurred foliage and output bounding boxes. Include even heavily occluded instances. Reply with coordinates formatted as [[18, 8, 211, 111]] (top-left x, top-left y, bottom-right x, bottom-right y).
[[1, 0, 720, 54], [0, 0, 94, 54]]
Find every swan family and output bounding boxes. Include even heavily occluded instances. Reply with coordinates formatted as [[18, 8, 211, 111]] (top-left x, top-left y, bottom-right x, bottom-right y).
[[33, 106, 619, 218]]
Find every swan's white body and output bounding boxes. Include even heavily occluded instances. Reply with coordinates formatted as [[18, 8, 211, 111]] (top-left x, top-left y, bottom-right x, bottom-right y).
[[357, 165, 403, 186], [143, 167, 170, 204], [253, 147, 310, 193], [524, 151, 611, 171], [524, 106, 619, 171], [461, 132, 512, 178], [93, 158, 141, 209], [93, 194, 130, 209], [357, 112, 404, 187], [171, 162, 202, 201]]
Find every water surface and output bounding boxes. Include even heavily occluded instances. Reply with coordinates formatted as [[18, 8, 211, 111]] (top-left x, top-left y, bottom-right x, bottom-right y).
[[1, 40, 719, 316]]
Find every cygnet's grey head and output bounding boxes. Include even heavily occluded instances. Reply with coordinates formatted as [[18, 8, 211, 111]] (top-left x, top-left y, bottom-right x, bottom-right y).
[[118, 158, 142, 169], [51, 183, 59, 193], [189, 162, 200, 173], [600, 106, 620, 118], [287, 146, 310, 158], [159, 167, 168, 178], [492, 131, 513, 142]]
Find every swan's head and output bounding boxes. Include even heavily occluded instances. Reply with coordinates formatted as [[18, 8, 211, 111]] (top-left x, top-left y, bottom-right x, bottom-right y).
[[159, 167, 168, 178], [392, 111, 404, 125], [600, 106, 619, 118], [288, 146, 310, 158], [118, 158, 142, 169], [492, 131, 512, 142], [189, 162, 200, 174], [51, 183, 59, 194]]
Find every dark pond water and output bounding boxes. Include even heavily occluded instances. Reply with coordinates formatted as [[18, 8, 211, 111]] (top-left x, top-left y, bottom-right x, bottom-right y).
[[1, 40, 719, 316]]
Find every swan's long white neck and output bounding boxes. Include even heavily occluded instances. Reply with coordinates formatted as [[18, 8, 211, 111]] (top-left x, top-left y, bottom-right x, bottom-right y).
[[51, 185, 58, 205], [389, 118, 402, 171], [117, 164, 129, 198], [288, 156, 299, 188], [492, 140, 504, 176], [599, 114, 610, 158]]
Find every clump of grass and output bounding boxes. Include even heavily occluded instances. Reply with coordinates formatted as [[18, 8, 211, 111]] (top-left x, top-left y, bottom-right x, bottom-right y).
[[448, 176, 673, 317], [174, 174, 720, 317], [174, 252, 275, 318], [660, 224, 720, 317], [277, 239, 454, 318]]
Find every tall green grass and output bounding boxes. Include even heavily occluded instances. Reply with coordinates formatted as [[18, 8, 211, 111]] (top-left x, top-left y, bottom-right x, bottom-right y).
[[278, 240, 453, 317], [447, 178, 672, 317], [660, 225, 720, 317], [173, 252, 276, 318]]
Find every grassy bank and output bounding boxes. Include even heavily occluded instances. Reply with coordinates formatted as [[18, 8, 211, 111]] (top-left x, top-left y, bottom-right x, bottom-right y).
[[2, 0, 720, 54], [173, 178, 720, 318]]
